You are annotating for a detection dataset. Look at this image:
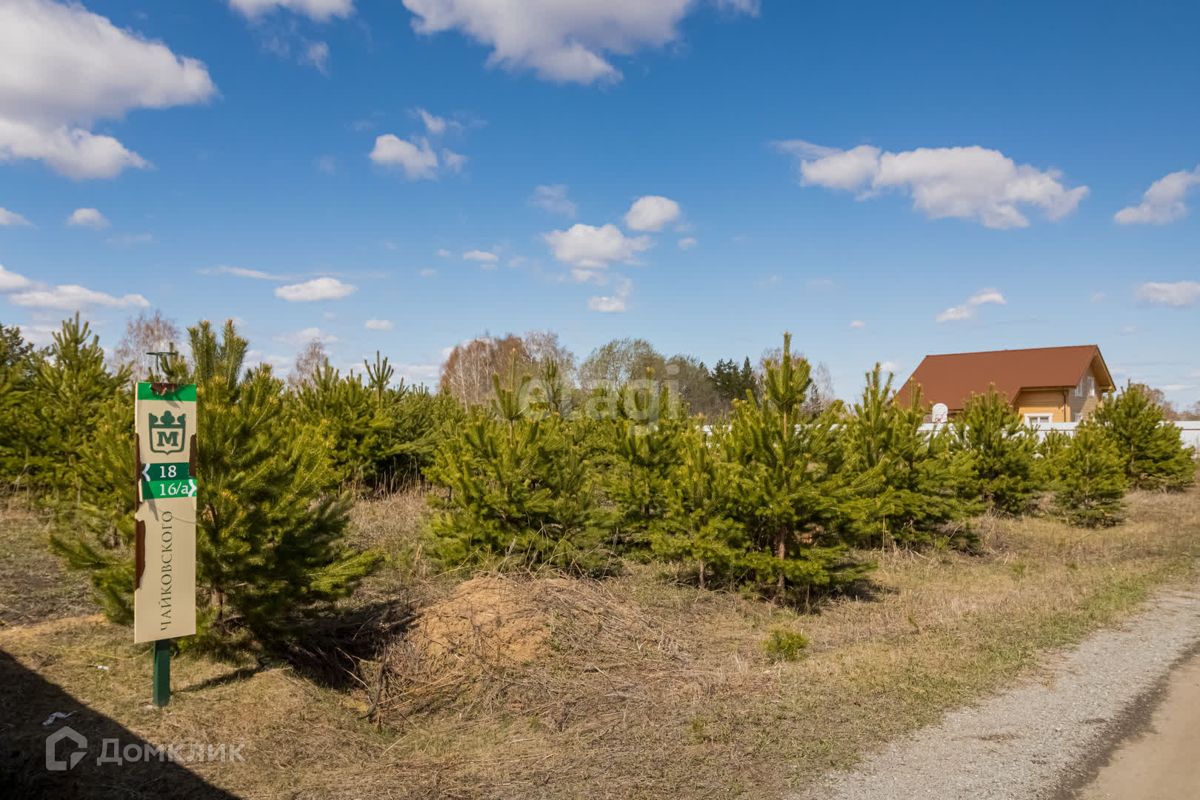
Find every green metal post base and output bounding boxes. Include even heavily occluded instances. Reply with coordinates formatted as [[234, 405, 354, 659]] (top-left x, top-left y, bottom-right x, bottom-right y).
[[153, 639, 171, 707]]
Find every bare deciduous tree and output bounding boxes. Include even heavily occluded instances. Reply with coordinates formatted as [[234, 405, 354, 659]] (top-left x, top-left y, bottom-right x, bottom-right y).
[[113, 310, 181, 381], [290, 339, 329, 389], [439, 334, 532, 406]]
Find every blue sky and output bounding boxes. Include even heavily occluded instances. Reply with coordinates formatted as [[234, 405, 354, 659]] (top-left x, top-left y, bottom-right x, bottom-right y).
[[1, 0, 1198, 402]]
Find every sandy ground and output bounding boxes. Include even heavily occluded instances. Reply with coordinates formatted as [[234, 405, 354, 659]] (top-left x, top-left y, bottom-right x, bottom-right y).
[[794, 587, 1200, 800], [1073, 650, 1200, 800]]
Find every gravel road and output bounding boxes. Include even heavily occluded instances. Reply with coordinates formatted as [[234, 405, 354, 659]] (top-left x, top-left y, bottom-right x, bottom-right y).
[[794, 586, 1200, 800]]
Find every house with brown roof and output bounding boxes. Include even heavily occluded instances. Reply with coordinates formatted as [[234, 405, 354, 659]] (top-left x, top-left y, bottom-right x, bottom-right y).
[[896, 345, 1115, 424]]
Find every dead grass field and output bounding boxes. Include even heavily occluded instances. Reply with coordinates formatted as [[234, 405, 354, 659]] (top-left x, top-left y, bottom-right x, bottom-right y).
[[2, 486, 1199, 799]]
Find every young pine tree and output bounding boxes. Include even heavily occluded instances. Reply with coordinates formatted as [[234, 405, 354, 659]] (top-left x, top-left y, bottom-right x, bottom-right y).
[[715, 334, 870, 601], [1049, 424, 1127, 527], [32, 314, 129, 498], [953, 389, 1041, 515], [596, 381, 688, 554], [0, 322, 44, 488], [54, 320, 378, 652], [842, 366, 975, 549], [1090, 384, 1195, 491], [652, 424, 747, 589], [426, 371, 612, 576]]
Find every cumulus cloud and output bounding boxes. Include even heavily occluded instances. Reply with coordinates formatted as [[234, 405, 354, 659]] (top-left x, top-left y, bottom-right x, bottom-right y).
[[543, 223, 651, 279], [677, 236, 697, 250], [0, 0, 216, 179], [1135, 281, 1200, 308], [228, 0, 353, 21], [369, 135, 439, 179], [401, 0, 754, 84], [463, 249, 499, 264], [849, 320, 866, 330], [775, 140, 1088, 229], [0, 264, 33, 291], [274, 326, 338, 346], [275, 276, 357, 301], [936, 288, 1007, 323], [9, 283, 149, 310], [365, 319, 394, 330], [588, 278, 632, 313], [0, 207, 31, 226], [67, 207, 108, 228], [1115, 167, 1200, 225], [530, 184, 577, 217], [624, 195, 682, 232]]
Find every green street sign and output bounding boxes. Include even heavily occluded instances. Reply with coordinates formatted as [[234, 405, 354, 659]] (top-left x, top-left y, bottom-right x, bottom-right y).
[[140, 478, 197, 499], [141, 462, 190, 482]]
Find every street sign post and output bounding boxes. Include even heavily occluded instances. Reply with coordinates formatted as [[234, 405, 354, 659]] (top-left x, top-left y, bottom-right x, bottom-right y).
[[134, 381, 198, 707]]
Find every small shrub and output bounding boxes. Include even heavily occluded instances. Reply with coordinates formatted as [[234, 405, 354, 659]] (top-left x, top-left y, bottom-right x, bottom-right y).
[[763, 628, 810, 662]]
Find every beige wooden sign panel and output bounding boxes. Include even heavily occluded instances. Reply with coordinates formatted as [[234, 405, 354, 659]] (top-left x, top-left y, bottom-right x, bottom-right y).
[[134, 497, 197, 642], [134, 383, 198, 643]]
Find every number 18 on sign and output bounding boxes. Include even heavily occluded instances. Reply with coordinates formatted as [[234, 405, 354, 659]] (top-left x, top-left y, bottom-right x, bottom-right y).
[[134, 382, 198, 706]]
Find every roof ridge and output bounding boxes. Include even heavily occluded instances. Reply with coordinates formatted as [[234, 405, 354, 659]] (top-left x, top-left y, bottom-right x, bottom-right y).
[[921, 344, 1098, 359]]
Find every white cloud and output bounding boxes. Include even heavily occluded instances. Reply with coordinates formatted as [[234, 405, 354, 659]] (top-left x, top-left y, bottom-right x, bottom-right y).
[[1135, 281, 1200, 308], [463, 249, 499, 264], [625, 195, 682, 232], [275, 276, 357, 301], [274, 326, 338, 346], [420, 267, 437, 278], [849, 319, 866, 330], [0, 207, 31, 226], [9, 283, 149, 310], [879, 360, 898, 374], [543, 223, 651, 277], [395, 362, 439, 385], [936, 288, 1007, 323], [201, 265, 288, 281], [530, 184, 577, 217], [776, 141, 1088, 229], [370, 135, 440, 180], [0, 264, 32, 291], [677, 236, 697, 250], [67, 207, 108, 228], [416, 107, 448, 135], [588, 278, 632, 313], [228, 0, 354, 21], [441, 148, 467, 173], [365, 319, 394, 330], [435, 248, 452, 258], [300, 41, 331, 74], [0, 0, 216, 178], [1115, 166, 1200, 225], [401, 0, 754, 84]]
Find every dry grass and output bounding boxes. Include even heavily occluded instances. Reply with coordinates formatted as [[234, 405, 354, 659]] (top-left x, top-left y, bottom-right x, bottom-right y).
[[0, 497, 95, 628], [2, 486, 1199, 798]]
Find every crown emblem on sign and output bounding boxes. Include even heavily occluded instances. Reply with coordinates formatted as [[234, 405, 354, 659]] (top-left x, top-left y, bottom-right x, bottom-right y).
[[148, 410, 186, 455]]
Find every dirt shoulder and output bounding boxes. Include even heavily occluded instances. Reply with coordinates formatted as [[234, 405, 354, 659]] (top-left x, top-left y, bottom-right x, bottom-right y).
[[1069, 647, 1200, 800]]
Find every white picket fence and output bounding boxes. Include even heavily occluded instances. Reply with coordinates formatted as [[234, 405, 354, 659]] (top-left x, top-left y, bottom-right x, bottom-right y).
[[919, 421, 1200, 450]]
